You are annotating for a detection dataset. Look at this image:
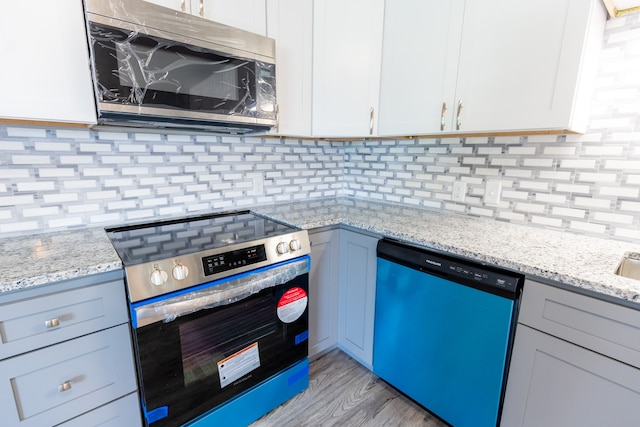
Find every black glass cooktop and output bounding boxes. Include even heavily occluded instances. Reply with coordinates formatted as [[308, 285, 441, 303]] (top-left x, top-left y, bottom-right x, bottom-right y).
[[106, 211, 297, 266]]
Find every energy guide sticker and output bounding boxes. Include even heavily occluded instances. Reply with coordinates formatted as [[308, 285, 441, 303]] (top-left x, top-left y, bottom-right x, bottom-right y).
[[218, 342, 260, 388], [277, 287, 308, 323]]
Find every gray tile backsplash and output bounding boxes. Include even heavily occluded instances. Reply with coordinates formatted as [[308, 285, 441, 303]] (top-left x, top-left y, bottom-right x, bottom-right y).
[[0, 13, 638, 241]]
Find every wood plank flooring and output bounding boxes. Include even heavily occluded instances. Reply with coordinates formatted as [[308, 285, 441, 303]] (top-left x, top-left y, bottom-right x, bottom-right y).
[[250, 349, 448, 427]]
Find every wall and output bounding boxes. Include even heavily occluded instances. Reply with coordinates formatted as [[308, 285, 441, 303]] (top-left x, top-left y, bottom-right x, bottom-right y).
[[0, 13, 638, 241], [0, 128, 342, 236], [343, 12, 640, 242]]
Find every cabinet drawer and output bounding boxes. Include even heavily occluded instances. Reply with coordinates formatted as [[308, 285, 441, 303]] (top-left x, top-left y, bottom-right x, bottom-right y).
[[519, 280, 640, 369], [0, 279, 128, 359], [60, 392, 142, 427], [0, 324, 137, 427]]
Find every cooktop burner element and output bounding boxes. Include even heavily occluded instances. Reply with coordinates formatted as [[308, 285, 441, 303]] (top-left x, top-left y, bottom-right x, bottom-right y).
[[106, 211, 310, 303]]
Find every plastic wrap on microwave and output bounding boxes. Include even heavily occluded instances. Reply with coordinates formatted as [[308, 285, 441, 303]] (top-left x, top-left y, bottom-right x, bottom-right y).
[[135, 258, 309, 327]]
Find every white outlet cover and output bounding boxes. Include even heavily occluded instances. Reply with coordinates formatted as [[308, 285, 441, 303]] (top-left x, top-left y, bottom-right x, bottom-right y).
[[452, 180, 467, 202], [485, 180, 502, 205]]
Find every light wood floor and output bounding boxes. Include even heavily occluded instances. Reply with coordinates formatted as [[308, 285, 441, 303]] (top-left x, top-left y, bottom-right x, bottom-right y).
[[250, 349, 449, 427]]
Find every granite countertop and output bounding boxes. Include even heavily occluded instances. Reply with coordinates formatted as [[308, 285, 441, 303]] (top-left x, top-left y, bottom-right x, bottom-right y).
[[256, 198, 640, 307], [2, 197, 640, 309], [0, 228, 122, 294]]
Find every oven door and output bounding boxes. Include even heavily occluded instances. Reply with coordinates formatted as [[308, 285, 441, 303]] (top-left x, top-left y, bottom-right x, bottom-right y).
[[86, 20, 276, 125], [131, 257, 309, 427]]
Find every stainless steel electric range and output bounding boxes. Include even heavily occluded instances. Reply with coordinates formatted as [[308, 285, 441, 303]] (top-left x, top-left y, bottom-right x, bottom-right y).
[[106, 211, 311, 427]]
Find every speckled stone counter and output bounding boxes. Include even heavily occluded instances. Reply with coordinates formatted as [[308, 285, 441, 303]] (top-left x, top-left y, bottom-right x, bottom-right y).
[[0, 228, 122, 294], [255, 198, 640, 307], [3, 197, 640, 308]]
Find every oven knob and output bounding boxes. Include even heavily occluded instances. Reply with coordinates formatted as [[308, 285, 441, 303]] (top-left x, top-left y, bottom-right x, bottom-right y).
[[150, 268, 168, 286], [172, 264, 189, 281], [276, 241, 290, 255], [289, 239, 301, 251]]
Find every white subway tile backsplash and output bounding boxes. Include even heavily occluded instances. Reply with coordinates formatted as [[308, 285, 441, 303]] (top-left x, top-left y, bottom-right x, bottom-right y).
[[599, 186, 639, 198], [12, 155, 50, 165], [569, 221, 607, 235], [35, 142, 71, 151], [0, 16, 638, 240]]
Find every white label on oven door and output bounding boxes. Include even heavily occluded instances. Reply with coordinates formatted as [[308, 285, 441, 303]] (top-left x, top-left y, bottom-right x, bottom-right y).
[[217, 342, 261, 389], [277, 287, 308, 323]]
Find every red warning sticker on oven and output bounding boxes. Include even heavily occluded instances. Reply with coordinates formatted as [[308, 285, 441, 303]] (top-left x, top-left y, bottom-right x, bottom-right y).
[[277, 287, 308, 323]]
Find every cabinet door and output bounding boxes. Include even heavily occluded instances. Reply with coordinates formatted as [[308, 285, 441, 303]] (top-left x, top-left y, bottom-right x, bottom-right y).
[[193, 0, 267, 35], [308, 229, 340, 359], [144, 0, 190, 12], [377, 0, 464, 136], [312, 0, 385, 137], [266, 0, 313, 136], [0, 0, 96, 124], [337, 230, 378, 369], [60, 392, 142, 427], [455, 0, 605, 133], [501, 325, 640, 426]]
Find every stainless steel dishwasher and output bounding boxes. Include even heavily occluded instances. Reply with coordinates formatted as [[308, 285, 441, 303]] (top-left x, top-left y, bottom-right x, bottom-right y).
[[373, 239, 524, 427]]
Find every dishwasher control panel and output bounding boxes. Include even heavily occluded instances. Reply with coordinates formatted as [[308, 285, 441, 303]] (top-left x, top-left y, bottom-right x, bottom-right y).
[[377, 239, 524, 299]]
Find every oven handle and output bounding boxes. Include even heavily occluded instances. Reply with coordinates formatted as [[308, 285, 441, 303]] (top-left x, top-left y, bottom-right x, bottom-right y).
[[132, 256, 310, 328]]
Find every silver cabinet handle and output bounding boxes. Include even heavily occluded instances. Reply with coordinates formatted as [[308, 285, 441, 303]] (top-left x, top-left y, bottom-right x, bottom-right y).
[[456, 100, 463, 131], [45, 318, 60, 328], [440, 102, 447, 131], [199, 0, 204, 17], [369, 107, 375, 136], [181, 0, 186, 12], [58, 381, 72, 392], [275, 103, 280, 133]]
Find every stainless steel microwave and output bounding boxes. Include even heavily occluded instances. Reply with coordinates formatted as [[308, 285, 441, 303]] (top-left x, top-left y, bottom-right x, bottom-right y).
[[84, 0, 277, 134]]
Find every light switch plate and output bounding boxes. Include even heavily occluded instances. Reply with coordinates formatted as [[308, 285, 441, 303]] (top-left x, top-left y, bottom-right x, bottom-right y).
[[484, 179, 502, 205]]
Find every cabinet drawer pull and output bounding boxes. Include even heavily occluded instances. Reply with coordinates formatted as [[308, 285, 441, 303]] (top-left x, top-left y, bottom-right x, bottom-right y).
[[45, 318, 60, 328], [181, 0, 186, 12], [58, 381, 72, 392], [369, 107, 375, 135], [440, 102, 447, 131], [275, 103, 280, 133], [456, 100, 463, 130], [199, 0, 204, 17]]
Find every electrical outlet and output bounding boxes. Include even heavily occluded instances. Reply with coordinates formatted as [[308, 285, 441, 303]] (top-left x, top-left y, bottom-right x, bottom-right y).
[[484, 180, 502, 205], [252, 176, 264, 195], [452, 180, 467, 202]]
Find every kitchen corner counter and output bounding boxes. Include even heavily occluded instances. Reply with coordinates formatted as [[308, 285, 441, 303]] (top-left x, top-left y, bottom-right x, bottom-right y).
[[254, 198, 640, 307], [0, 227, 122, 294]]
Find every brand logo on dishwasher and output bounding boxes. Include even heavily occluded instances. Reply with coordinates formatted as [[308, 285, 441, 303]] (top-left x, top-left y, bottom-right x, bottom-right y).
[[424, 258, 442, 267]]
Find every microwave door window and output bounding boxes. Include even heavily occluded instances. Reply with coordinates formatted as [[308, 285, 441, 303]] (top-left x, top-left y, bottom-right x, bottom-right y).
[[90, 22, 258, 117]]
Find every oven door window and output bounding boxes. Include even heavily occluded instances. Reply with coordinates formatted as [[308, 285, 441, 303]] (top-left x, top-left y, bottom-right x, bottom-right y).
[[89, 22, 259, 117], [135, 274, 308, 427]]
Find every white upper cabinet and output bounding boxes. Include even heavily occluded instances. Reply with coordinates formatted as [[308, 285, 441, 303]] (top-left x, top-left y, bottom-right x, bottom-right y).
[[454, 0, 605, 134], [378, 0, 606, 136], [266, 0, 313, 136], [144, 0, 189, 12], [192, 0, 268, 36], [0, 0, 96, 125], [378, 0, 465, 136], [312, 0, 385, 138], [146, 0, 268, 35]]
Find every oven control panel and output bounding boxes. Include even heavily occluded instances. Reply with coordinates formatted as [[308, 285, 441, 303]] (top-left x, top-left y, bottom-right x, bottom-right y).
[[202, 245, 267, 276]]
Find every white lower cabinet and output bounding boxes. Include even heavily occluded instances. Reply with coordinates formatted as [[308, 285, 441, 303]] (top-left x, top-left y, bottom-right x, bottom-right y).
[[309, 228, 340, 359], [502, 280, 640, 426], [337, 229, 379, 369], [0, 271, 141, 427], [60, 392, 141, 427]]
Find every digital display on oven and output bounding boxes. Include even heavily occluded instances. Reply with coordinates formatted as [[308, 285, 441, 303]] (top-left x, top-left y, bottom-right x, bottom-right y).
[[202, 244, 267, 276]]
